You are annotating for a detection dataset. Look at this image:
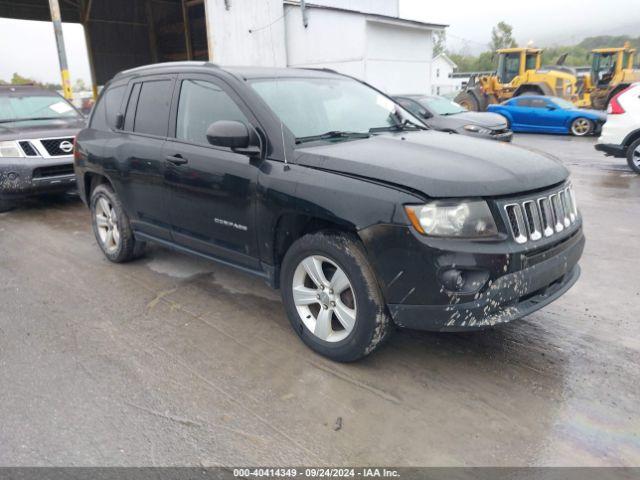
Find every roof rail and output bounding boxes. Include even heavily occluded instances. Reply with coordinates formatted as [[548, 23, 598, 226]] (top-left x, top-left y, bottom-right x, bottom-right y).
[[300, 67, 342, 75], [116, 61, 220, 77]]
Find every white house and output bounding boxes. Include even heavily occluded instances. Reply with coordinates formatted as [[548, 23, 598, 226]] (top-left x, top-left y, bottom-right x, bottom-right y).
[[430, 53, 461, 95], [202, 0, 446, 95]]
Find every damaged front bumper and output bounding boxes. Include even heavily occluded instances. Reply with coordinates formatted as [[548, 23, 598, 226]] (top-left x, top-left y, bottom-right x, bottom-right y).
[[0, 156, 76, 200], [360, 222, 584, 332]]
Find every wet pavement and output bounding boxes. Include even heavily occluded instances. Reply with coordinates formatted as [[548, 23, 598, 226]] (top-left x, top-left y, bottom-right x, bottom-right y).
[[0, 134, 638, 466]]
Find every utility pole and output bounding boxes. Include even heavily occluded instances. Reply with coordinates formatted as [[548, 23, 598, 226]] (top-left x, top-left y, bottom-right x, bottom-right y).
[[48, 0, 73, 100]]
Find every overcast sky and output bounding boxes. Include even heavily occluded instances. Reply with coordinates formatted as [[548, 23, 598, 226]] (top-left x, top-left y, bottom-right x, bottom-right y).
[[1, 0, 639, 86]]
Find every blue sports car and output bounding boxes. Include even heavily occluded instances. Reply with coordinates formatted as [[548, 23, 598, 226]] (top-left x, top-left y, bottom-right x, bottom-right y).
[[487, 95, 606, 136]]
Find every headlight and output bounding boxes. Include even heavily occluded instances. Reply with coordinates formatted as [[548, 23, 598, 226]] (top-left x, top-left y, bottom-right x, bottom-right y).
[[405, 200, 498, 238], [463, 125, 491, 135], [0, 141, 24, 158]]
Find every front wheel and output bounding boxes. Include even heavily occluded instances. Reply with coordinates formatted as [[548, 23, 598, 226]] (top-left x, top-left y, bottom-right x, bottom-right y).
[[90, 184, 145, 263], [280, 231, 393, 362], [627, 138, 640, 174], [570, 117, 593, 136]]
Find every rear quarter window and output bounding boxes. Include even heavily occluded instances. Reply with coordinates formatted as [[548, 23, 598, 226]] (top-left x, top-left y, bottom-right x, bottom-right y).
[[90, 84, 126, 131]]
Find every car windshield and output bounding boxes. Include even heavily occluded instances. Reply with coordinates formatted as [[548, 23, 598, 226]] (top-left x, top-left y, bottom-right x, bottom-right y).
[[550, 97, 575, 109], [420, 96, 467, 115], [0, 92, 80, 125], [250, 77, 422, 141]]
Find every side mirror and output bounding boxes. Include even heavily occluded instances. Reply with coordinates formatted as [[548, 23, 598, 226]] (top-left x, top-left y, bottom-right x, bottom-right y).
[[420, 109, 432, 119], [206, 120, 261, 157], [547, 105, 557, 111]]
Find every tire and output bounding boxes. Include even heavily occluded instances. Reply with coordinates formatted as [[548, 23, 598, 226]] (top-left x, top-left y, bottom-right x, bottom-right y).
[[280, 231, 393, 362], [627, 138, 640, 174], [90, 183, 145, 263], [514, 89, 542, 96], [570, 117, 593, 137], [455, 91, 481, 111]]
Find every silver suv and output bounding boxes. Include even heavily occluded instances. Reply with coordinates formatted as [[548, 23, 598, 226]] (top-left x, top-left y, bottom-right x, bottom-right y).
[[0, 84, 85, 212]]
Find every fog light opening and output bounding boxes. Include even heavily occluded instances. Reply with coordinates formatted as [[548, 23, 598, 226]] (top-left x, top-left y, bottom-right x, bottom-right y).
[[441, 269, 466, 292]]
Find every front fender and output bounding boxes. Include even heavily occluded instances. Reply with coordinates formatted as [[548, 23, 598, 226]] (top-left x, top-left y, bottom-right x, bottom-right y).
[[255, 160, 423, 266]]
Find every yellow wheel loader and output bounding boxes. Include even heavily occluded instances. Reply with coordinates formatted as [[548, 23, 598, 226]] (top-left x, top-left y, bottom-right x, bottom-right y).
[[455, 48, 588, 111], [585, 43, 640, 110]]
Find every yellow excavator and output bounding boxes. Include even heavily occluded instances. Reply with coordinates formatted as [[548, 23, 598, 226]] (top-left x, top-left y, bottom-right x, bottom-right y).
[[584, 43, 640, 110], [455, 47, 589, 111]]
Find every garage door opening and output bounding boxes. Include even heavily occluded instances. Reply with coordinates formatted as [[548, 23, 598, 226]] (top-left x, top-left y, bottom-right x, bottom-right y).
[[0, 0, 211, 89]]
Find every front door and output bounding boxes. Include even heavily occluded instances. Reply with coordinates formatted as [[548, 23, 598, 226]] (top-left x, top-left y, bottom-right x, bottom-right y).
[[163, 74, 261, 269]]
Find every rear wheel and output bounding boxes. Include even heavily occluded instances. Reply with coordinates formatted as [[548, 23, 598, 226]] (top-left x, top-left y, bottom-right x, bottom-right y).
[[570, 117, 593, 136], [455, 91, 481, 111], [90, 184, 145, 263], [627, 138, 640, 174], [280, 231, 393, 362]]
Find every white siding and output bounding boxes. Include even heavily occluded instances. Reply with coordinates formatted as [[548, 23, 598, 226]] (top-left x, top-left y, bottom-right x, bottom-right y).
[[365, 20, 432, 94], [205, 0, 287, 67], [285, 6, 367, 67], [430, 55, 460, 95]]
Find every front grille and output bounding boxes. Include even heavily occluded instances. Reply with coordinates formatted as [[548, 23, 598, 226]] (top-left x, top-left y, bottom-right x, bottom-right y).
[[504, 184, 578, 244], [39, 137, 74, 156], [19, 141, 39, 156], [33, 164, 74, 178]]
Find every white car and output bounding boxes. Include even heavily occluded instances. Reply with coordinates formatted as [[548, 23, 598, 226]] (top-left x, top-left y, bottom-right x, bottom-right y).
[[595, 83, 640, 173]]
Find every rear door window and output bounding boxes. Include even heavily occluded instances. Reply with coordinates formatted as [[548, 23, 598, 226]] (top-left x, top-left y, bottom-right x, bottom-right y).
[[133, 79, 173, 136], [175, 79, 249, 145]]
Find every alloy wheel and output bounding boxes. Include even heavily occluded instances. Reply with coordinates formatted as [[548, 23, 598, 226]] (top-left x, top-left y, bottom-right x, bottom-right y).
[[292, 255, 357, 343], [95, 197, 120, 253], [632, 146, 640, 169], [571, 118, 591, 136]]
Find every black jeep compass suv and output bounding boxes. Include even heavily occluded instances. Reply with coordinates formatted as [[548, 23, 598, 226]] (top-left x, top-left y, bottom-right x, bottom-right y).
[[74, 62, 584, 361]]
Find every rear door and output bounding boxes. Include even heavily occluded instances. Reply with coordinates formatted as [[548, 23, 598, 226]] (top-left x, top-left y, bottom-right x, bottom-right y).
[[163, 73, 261, 269], [109, 75, 175, 240]]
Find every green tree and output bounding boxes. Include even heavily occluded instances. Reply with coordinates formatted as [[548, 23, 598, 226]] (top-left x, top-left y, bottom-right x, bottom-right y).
[[433, 30, 446, 56], [73, 78, 87, 92], [489, 21, 517, 51], [11, 72, 33, 85]]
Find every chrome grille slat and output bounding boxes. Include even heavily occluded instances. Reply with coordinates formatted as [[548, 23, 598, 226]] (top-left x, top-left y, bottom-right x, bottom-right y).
[[504, 184, 578, 244]]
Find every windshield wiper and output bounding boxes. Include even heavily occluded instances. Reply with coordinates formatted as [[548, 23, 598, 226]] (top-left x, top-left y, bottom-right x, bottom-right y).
[[0, 116, 69, 124], [369, 120, 425, 133], [296, 130, 370, 144]]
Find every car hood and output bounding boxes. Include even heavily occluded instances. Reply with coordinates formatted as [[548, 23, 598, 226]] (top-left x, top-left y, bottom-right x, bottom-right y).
[[0, 117, 85, 141], [295, 130, 568, 198], [432, 111, 508, 130]]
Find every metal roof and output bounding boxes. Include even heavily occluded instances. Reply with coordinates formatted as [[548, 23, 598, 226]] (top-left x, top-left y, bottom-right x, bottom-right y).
[[283, 1, 448, 29]]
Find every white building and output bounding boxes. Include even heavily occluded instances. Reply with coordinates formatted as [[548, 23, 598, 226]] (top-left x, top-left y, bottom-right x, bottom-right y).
[[430, 53, 462, 96], [203, 0, 446, 95]]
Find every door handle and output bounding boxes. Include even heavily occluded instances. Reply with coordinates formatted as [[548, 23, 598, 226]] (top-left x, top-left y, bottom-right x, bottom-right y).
[[166, 154, 188, 166]]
